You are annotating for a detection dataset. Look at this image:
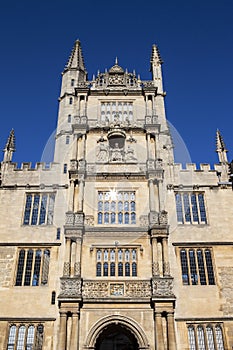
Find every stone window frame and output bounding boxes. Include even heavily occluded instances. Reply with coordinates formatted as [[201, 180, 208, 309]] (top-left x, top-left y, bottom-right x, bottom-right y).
[[179, 247, 215, 286], [95, 247, 138, 278], [175, 192, 207, 225], [100, 101, 133, 124], [97, 190, 136, 225], [187, 323, 226, 350], [15, 247, 50, 287], [23, 192, 55, 226], [6, 323, 44, 350]]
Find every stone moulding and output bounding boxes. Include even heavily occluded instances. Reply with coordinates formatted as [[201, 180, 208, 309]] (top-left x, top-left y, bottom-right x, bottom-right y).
[[82, 280, 151, 299]]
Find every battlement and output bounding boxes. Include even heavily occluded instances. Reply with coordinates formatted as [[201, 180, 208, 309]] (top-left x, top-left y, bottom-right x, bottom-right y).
[[170, 162, 230, 187], [2, 162, 60, 171], [172, 163, 227, 172]]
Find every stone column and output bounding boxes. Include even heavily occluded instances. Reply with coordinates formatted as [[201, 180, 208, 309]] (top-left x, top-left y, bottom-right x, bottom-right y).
[[149, 179, 155, 212], [167, 312, 177, 350], [68, 180, 75, 212], [155, 312, 165, 350], [162, 237, 170, 276], [58, 311, 67, 350], [78, 180, 84, 211], [158, 180, 165, 212], [72, 135, 78, 160], [69, 312, 79, 350], [152, 238, 159, 276], [64, 238, 71, 276], [74, 238, 81, 277]]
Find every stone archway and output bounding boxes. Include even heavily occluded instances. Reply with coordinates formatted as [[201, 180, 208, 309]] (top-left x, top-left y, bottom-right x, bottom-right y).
[[95, 323, 138, 350], [85, 315, 150, 350]]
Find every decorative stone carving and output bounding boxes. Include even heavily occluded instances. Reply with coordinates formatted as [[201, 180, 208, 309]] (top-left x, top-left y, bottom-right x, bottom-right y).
[[158, 210, 168, 225], [74, 212, 84, 225], [66, 212, 74, 225], [110, 142, 123, 162], [85, 215, 94, 226], [147, 160, 155, 170], [109, 74, 124, 85], [74, 262, 81, 277], [78, 159, 86, 170], [65, 212, 84, 226], [97, 142, 109, 162], [110, 283, 124, 296], [139, 215, 149, 227], [70, 160, 78, 170], [152, 278, 174, 297], [149, 211, 159, 225], [163, 262, 170, 276], [125, 281, 151, 298], [82, 281, 151, 298], [152, 262, 160, 277], [63, 262, 71, 277], [82, 281, 108, 298], [125, 145, 137, 162], [59, 278, 82, 298]]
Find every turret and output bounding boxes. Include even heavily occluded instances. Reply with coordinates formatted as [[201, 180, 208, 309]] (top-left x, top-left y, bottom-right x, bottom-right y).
[[150, 44, 164, 93], [216, 129, 228, 163], [3, 129, 15, 162]]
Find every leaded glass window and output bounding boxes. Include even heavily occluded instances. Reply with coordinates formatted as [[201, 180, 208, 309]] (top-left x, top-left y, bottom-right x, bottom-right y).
[[98, 191, 136, 224], [96, 247, 138, 277], [179, 248, 215, 286], [175, 192, 207, 224], [187, 324, 225, 350], [23, 193, 55, 225], [7, 324, 44, 350], [15, 248, 50, 286]]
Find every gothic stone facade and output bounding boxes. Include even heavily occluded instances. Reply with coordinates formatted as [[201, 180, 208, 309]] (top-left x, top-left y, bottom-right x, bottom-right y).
[[0, 40, 233, 350]]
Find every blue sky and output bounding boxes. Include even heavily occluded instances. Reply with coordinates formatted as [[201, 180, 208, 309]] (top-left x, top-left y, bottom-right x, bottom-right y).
[[0, 0, 233, 167]]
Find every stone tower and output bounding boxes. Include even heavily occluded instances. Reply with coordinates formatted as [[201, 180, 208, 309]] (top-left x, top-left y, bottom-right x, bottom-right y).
[[0, 40, 233, 350]]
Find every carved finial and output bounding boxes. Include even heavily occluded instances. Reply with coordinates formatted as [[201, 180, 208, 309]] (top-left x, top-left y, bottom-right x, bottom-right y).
[[64, 40, 87, 82], [216, 129, 228, 163], [3, 129, 16, 162], [115, 57, 118, 65]]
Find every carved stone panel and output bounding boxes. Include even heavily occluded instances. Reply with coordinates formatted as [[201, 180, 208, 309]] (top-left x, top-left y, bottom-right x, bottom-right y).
[[152, 277, 174, 297], [59, 278, 82, 298]]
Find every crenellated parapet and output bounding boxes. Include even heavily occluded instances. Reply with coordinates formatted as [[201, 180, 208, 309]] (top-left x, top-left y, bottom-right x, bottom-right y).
[[167, 162, 231, 188], [0, 162, 67, 187]]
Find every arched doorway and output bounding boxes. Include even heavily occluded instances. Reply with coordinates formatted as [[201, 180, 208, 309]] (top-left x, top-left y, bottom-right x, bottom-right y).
[[95, 323, 139, 350]]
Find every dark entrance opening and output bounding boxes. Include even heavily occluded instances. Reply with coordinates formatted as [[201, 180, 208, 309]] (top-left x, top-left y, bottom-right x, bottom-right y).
[[95, 323, 139, 350]]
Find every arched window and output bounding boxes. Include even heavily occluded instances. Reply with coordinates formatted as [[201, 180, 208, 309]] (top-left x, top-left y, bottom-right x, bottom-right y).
[[98, 212, 102, 224], [71, 79, 75, 86], [96, 263, 101, 277], [7, 325, 17, 350], [68, 114, 71, 123], [118, 262, 123, 276], [215, 325, 225, 350], [97, 249, 102, 261], [206, 326, 215, 349], [26, 325, 35, 348], [125, 262, 130, 276], [110, 262, 115, 276], [197, 326, 205, 350], [17, 325, 26, 349], [188, 326, 196, 350], [69, 97, 73, 105], [24, 250, 34, 285], [132, 262, 137, 276], [103, 262, 108, 276], [32, 250, 42, 286]]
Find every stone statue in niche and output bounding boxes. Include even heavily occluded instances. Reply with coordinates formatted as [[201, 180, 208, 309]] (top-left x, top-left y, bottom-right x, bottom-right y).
[[125, 145, 137, 161], [110, 142, 123, 162], [97, 142, 109, 162]]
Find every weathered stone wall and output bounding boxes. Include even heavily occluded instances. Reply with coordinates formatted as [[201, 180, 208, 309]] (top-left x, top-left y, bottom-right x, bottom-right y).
[[0, 246, 15, 287]]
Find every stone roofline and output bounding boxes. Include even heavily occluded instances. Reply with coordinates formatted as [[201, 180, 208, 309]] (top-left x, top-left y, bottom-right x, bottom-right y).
[[1, 162, 60, 171], [0, 161, 229, 173]]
